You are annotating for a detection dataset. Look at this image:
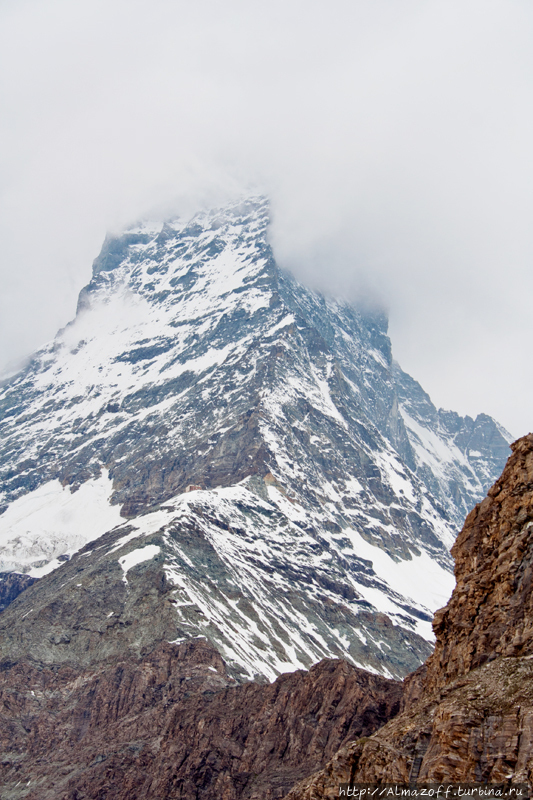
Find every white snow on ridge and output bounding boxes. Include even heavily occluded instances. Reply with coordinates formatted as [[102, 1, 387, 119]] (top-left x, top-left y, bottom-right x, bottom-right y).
[[343, 527, 455, 621], [1, 205, 275, 452], [116, 482, 452, 666], [373, 449, 416, 503], [0, 471, 122, 574], [119, 545, 161, 583], [401, 408, 469, 472]]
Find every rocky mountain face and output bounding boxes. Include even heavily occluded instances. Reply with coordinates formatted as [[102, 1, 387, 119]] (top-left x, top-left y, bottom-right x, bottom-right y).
[[0, 197, 511, 682], [0, 639, 402, 800], [0, 506, 431, 682], [285, 434, 533, 797], [3, 434, 532, 799], [0, 571, 36, 612]]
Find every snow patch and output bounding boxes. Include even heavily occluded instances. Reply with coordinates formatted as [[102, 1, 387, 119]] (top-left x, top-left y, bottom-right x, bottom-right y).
[[345, 527, 455, 618], [118, 545, 161, 583], [0, 471, 122, 574]]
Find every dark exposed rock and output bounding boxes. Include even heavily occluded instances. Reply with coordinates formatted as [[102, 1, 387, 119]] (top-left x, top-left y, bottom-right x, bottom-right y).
[[0, 571, 38, 612], [0, 640, 402, 800]]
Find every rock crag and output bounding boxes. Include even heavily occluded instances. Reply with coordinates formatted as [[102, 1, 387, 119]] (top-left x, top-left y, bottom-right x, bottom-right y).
[[426, 433, 533, 690], [0, 641, 401, 799], [284, 434, 533, 797]]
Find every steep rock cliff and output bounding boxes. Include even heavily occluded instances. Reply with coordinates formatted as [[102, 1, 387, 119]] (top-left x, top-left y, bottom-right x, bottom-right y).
[[426, 433, 533, 689], [0, 641, 402, 800], [284, 435, 533, 796]]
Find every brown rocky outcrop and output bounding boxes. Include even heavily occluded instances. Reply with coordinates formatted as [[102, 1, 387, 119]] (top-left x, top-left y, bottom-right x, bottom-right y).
[[0, 640, 401, 799], [425, 433, 533, 690], [284, 434, 533, 796]]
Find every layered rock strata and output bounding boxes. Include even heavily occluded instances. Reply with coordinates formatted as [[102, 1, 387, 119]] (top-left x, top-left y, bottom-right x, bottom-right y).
[[0, 640, 401, 800]]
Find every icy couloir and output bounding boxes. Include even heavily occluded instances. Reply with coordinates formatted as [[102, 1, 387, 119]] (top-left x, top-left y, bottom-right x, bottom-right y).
[[0, 197, 511, 679]]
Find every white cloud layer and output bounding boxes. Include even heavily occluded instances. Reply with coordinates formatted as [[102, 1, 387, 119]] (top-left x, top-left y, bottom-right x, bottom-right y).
[[1, 0, 532, 437]]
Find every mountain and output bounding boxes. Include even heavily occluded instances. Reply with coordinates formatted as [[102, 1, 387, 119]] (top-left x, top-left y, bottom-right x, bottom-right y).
[[0, 196, 511, 682], [286, 434, 533, 797]]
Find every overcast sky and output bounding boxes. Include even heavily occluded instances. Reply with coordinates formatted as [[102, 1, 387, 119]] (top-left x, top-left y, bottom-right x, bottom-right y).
[[1, 0, 532, 437]]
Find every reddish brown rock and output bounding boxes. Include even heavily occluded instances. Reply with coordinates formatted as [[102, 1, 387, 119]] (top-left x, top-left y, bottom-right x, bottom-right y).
[[284, 654, 533, 797], [0, 640, 401, 799], [425, 433, 533, 691]]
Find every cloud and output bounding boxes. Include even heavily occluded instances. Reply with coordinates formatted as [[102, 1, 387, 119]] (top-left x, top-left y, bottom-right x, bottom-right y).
[[1, 0, 532, 435]]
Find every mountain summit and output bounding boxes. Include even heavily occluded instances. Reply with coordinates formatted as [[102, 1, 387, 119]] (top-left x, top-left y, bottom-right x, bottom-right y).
[[0, 197, 511, 681]]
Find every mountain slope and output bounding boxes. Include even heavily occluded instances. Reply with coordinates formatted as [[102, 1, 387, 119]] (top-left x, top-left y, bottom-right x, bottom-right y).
[[0, 197, 511, 680]]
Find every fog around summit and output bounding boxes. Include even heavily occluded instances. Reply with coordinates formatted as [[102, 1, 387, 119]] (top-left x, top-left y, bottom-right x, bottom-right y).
[[1, 0, 532, 436]]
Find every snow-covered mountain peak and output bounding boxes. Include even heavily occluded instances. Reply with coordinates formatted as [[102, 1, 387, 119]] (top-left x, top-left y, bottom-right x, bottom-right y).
[[0, 196, 512, 680]]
